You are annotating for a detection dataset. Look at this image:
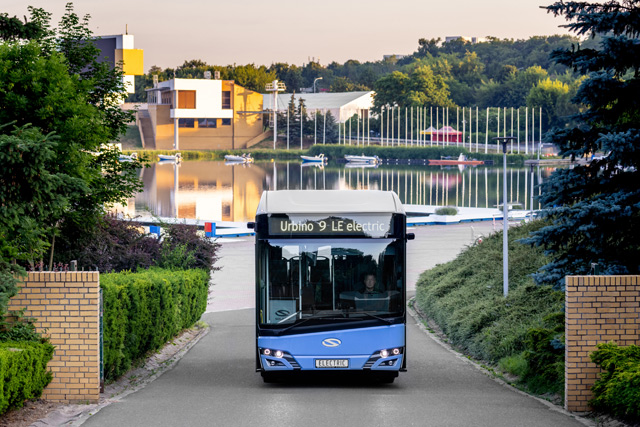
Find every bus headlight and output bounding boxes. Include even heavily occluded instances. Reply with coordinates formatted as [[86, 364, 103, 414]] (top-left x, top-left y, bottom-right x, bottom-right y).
[[379, 347, 403, 358], [261, 348, 284, 358]]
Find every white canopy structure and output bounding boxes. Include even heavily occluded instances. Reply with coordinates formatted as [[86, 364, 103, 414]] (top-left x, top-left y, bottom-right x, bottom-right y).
[[262, 91, 374, 123]]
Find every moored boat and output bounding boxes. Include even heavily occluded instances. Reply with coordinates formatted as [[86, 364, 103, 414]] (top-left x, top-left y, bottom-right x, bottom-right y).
[[224, 153, 254, 163], [158, 153, 182, 162], [301, 153, 328, 163], [344, 154, 381, 164], [119, 152, 138, 162]]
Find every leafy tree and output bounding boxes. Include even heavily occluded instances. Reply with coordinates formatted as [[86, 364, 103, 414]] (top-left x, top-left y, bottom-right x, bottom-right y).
[[373, 66, 455, 111], [525, 0, 640, 287], [408, 65, 456, 107], [372, 71, 410, 110], [415, 37, 441, 57], [0, 4, 143, 266], [0, 12, 46, 41], [0, 125, 82, 266], [526, 77, 580, 128], [330, 76, 369, 92], [454, 51, 485, 86], [0, 125, 85, 316], [301, 60, 327, 88], [232, 64, 277, 92], [477, 66, 549, 107], [269, 62, 304, 93]]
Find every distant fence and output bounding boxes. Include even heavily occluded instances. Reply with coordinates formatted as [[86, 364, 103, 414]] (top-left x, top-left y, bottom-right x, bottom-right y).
[[565, 275, 640, 412], [8, 272, 100, 403]]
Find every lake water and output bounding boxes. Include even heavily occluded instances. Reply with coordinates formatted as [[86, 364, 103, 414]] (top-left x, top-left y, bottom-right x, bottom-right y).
[[118, 160, 553, 223]]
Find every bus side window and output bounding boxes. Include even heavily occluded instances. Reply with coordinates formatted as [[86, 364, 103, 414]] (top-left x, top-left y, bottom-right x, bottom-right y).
[[308, 259, 331, 310]]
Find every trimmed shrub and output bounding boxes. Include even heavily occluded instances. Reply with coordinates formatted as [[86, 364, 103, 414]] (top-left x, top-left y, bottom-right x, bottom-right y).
[[100, 268, 209, 381], [590, 343, 640, 421], [0, 310, 43, 343], [415, 220, 565, 395], [435, 206, 458, 216], [0, 341, 54, 414], [522, 312, 565, 394]]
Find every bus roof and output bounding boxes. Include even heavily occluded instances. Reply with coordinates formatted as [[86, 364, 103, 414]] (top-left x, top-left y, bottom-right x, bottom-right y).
[[256, 190, 405, 215]]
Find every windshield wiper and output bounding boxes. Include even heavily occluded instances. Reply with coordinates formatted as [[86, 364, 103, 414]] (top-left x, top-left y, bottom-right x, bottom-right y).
[[341, 307, 394, 324], [354, 311, 394, 324], [273, 312, 356, 335]]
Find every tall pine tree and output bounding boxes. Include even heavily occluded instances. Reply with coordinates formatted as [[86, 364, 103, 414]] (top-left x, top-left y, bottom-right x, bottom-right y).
[[526, 1, 640, 288]]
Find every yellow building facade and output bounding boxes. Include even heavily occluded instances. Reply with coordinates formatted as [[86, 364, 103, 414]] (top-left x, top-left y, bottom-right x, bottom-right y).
[[144, 78, 267, 150], [94, 34, 143, 94]]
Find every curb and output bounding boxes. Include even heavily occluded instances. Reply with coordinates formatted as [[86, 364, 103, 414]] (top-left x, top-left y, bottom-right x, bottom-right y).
[[406, 299, 596, 427], [31, 324, 210, 426]]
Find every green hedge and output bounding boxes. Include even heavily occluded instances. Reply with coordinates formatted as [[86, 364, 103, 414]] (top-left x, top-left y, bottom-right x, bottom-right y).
[[415, 221, 555, 362], [590, 343, 640, 421], [101, 268, 209, 381], [415, 220, 567, 395], [0, 341, 54, 414]]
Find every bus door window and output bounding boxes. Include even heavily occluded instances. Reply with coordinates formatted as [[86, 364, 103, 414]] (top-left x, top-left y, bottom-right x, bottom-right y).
[[266, 245, 300, 324]]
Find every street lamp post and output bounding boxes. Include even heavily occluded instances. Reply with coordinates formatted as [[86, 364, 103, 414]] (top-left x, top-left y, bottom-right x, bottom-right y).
[[265, 80, 286, 149], [313, 77, 323, 93], [493, 136, 517, 297]]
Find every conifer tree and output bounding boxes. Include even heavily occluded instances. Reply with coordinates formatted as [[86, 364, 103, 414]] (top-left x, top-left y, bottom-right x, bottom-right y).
[[526, 0, 640, 288]]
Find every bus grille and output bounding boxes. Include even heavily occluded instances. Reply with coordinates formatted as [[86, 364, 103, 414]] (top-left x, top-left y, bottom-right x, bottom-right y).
[[363, 354, 381, 370], [284, 354, 301, 369]]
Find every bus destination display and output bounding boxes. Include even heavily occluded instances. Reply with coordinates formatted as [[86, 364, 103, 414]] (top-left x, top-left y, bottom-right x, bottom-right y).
[[268, 216, 392, 236]]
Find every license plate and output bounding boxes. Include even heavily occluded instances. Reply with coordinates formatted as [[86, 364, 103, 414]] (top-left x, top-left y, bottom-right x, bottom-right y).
[[315, 359, 349, 368]]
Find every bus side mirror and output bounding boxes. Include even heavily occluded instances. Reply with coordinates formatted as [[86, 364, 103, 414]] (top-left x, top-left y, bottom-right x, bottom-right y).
[[247, 222, 255, 229], [406, 233, 415, 241]]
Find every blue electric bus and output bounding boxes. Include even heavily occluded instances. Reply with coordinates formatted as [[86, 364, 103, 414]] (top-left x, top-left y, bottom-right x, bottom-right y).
[[251, 190, 414, 383]]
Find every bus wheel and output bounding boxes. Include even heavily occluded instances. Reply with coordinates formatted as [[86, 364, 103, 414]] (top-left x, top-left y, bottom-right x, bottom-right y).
[[261, 372, 280, 383], [376, 372, 397, 384]]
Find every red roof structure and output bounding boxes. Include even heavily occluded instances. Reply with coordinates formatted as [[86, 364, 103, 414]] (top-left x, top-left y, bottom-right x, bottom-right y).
[[432, 126, 462, 143]]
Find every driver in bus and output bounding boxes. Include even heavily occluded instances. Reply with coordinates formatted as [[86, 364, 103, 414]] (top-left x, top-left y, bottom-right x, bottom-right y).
[[359, 273, 382, 295]]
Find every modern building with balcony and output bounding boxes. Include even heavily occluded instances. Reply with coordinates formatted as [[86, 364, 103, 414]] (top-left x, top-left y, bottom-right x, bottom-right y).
[[143, 78, 267, 150]]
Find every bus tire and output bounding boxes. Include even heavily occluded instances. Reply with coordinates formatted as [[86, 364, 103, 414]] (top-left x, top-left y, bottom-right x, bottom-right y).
[[376, 372, 397, 384], [261, 372, 280, 383]]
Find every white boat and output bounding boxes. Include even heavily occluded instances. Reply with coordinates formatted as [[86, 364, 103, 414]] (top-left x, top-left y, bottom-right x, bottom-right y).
[[158, 153, 182, 162], [301, 153, 328, 163], [224, 154, 254, 163], [119, 152, 138, 162], [344, 154, 381, 164]]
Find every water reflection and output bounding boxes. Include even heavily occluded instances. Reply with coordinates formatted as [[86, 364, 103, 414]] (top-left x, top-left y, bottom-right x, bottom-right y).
[[121, 161, 553, 223]]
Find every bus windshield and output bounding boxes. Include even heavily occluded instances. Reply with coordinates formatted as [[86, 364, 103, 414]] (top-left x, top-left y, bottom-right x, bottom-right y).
[[257, 238, 405, 328]]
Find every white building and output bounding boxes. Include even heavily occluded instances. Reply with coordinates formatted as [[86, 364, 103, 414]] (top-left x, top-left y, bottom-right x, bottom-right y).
[[262, 91, 375, 123], [445, 36, 488, 44]]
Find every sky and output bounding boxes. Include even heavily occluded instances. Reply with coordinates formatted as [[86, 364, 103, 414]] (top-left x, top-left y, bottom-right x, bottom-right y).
[[4, 0, 573, 72]]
